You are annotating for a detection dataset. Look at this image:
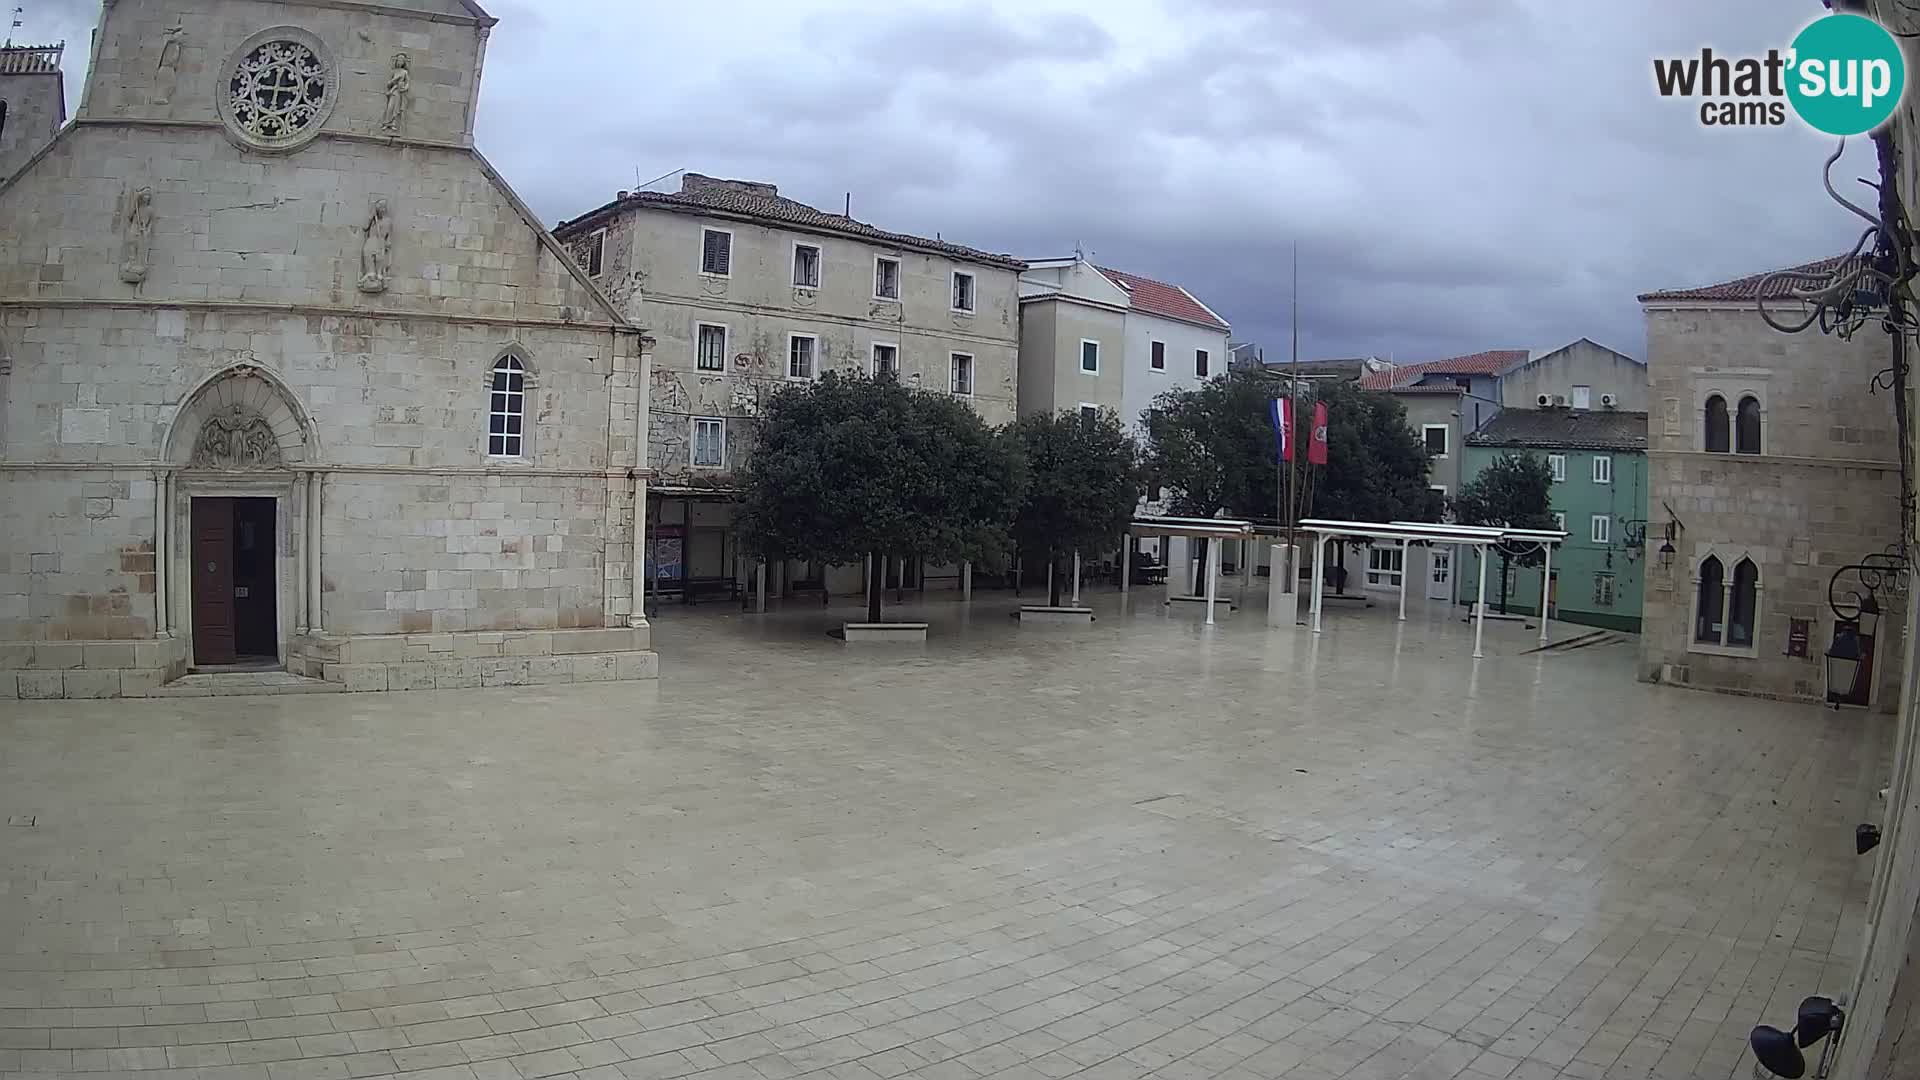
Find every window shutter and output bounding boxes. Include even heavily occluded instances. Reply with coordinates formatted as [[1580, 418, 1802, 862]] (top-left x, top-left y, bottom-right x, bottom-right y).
[[703, 231, 730, 275]]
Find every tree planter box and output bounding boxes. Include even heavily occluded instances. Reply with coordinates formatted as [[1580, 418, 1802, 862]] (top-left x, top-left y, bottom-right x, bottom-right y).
[[1018, 606, 1095, 623], [841, 622, 929, 643], [1167, 595, 1238, 612]]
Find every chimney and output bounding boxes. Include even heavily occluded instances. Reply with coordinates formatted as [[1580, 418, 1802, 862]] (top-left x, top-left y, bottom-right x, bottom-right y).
[[616, 190, 629, 201], [681, 173, 778, 199]]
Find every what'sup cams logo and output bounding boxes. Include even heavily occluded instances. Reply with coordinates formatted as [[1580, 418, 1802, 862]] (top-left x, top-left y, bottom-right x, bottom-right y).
[[1654, 12, 1907, 135]]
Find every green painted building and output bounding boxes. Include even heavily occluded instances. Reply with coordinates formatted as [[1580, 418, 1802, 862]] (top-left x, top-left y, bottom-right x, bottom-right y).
[[1456, 409, 1649, 632]]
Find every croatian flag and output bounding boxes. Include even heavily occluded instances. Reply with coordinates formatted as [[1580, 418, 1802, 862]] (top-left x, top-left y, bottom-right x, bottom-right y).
[[1271, 397, 1293, 462]]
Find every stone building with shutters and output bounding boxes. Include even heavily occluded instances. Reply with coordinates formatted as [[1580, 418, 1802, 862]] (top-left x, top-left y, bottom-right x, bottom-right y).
[[552, 174, 1024, 599], [0, 0, 658, 697], [1637, 256, 1903, 707]]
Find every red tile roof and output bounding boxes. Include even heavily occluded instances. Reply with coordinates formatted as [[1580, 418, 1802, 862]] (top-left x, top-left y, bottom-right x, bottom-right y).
[[1095, 266, 1230, 331], [1637, 254, 1863, 303], [1356, 349, 1529, 390]]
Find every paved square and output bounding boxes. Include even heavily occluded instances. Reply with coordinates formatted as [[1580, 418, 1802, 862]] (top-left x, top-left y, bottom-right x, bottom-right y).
[[0, 592, 1891, 1079]]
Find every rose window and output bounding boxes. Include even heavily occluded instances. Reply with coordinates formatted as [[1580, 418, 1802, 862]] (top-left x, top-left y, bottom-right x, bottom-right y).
[[228, 40, 327, 144]]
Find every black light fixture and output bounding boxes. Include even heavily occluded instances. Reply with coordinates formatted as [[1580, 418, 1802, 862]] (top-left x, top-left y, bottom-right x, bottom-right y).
[[1826, 622, 1866, 707], [1750, 996, 1845, 1078], [1857, 591, 1883, 640], [1858, 823, 1882, 855], [1656, 518, 1678, 572]]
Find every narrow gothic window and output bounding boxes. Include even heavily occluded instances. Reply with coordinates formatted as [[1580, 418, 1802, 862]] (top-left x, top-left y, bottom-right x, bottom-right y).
[[1704, 394, 1730, 453], [1736, 396, 1762, 454], [488, 355, 526, 457]]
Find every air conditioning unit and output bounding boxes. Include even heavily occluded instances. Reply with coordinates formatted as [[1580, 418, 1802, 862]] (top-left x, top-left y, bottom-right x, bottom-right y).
[[1600, 393, 1618, 408], [1536, 393, 1552, 407], [1551, 394, 1568, 407]]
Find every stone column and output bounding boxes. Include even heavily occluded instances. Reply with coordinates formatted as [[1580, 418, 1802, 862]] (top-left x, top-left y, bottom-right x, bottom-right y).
[[154, 469, 171, 636], [307, 471, 324, 633], [629, 478, 649, 628]]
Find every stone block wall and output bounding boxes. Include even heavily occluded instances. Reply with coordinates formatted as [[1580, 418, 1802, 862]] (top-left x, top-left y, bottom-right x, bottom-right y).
[[1640, 306, 1904, 704], [288, 625, 655, 691], [0, 469, 158, 641], [0, 67, 63, 184], [86, 0, 484, 147], [320, 471, 611, 636]]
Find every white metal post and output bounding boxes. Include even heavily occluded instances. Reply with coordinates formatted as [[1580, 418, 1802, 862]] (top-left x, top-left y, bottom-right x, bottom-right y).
[[1310, 534, 1326, 633], [1474, 542, 1489, 659], [755, 561, 767, 613], [1539, 543, 1553, 643], [1120, 533, 1131, 594], [962, 560, 973, 602], [1397, 539, 1409, 621], [1165, 537, 1181, 605], [1204, 535, 1221, 625], [1072, 551, 1081, 605]]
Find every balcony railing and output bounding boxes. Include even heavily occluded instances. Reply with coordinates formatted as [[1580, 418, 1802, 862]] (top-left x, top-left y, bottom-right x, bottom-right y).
[[0, 43, 63, 75]]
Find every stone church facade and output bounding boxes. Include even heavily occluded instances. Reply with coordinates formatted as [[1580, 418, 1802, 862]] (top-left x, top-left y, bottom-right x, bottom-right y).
[[0, 0, 658, 697]]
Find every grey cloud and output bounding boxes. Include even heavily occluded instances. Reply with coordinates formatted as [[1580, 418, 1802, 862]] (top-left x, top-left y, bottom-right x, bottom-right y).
[[23, 0, 1887, 371]]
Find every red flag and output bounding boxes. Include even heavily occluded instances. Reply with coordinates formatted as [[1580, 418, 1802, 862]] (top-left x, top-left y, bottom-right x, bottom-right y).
[[1308, 402, 1329, 465]]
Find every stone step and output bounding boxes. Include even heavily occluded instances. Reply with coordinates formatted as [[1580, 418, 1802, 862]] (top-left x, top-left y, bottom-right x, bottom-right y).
[[151, 671, 345, 697]]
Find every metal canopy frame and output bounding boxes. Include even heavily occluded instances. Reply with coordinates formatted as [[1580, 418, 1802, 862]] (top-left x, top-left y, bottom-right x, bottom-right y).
[[1299, 518, 1567, 658], [1123, 517, 1256, 625]]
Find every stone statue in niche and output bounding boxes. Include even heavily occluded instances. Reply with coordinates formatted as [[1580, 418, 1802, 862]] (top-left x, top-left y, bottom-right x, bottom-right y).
[[153, 24, 185, 105], [190, 406, 284, 470], [358, 198, 392, 293], [118, 187, 155, 285], [380, 52, 411, 135]]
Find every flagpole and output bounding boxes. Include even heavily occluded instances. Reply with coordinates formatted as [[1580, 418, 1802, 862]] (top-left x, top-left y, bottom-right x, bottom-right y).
[[1284, 242, 1301, 562]]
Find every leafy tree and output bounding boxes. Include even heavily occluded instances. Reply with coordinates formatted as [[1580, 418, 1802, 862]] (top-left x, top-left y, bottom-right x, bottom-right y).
[[1141, 374, 1444, 589], [1311, 380, 1446, 524], [1452, 452, 1556, 613], [735, 372, 1026, 623], [1010, 409, 1142, 606], [1141, 375, 1444, 524]]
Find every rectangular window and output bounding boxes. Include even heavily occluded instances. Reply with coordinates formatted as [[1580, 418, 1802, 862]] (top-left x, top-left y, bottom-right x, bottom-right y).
[[1593, 572, 1616, 607], [1590, 514, 1611, 545], [1080, 339, 1100, 374], [700, 228, 732, 276], [1548, 454, 1567, 482], [951, 271, 975, 313], [1366, 545, 1405, 588], [1422, 424, 1449, 457], [582, 229, 605, 277], [950, 352, 973, 396], [691, 417, 725, 469], [1151, 341, 1166, 371], [1195, 349, 1210, 378], [1553, 511, 1567, 532], [788, 334, 816, 379], [695, 323, 727, 372], [872, 343, 898, 378], [1572, 385, 1592, 410], [874, 256, 901, 300], [1591, 455, 1612, 484], [1079, 404, 1099, 427], [792, 243, 821, 289]]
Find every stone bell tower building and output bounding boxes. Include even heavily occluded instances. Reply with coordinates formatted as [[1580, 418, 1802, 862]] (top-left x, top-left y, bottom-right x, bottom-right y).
[[0, 41, 66, 184], [0, 0, 658, 696]]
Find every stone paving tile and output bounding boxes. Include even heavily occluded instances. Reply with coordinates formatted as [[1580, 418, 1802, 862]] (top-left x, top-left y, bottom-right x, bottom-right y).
[[0, 593, 1892, 1079]]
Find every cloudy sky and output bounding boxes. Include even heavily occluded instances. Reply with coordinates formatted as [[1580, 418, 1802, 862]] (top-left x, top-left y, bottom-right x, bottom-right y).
[[21, 0, 1889, 362]]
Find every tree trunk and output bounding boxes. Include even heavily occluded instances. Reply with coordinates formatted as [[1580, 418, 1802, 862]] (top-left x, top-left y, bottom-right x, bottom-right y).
[[1334, 543, 1347, 596], [1498, 552, 1510, 615], [866, 553, 883, 623], [1048, 547, 1063, 606]]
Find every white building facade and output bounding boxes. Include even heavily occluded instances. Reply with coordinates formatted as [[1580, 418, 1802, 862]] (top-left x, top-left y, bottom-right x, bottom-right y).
[[1017, 255, 1231, 432]]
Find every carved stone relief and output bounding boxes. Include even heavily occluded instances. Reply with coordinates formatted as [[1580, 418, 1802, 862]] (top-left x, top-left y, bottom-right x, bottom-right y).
[[358, 198, 392, 293], [379, 52, 411, 135], [190, 405, 284, 470], [153, 24, 185, 106], [118, 187, 154, 285]]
